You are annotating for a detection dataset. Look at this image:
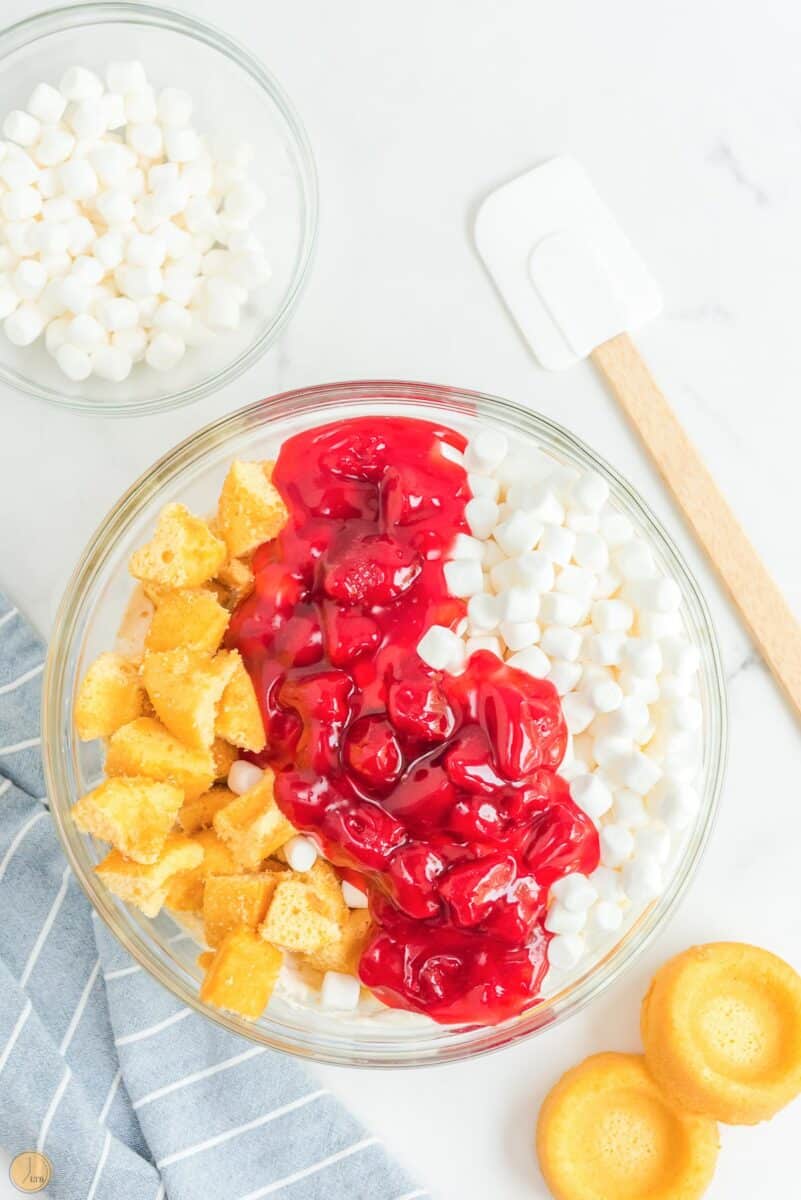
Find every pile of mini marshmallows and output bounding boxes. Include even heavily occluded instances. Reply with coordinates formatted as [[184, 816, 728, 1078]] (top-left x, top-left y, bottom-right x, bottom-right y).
[[227, 759, 368, 1013], [419, 428, 704, 977], [0, 61, 269, 383]]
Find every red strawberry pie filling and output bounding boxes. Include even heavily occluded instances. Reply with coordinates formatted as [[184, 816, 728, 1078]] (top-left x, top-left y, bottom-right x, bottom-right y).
[[227, 417, 600, 1024]]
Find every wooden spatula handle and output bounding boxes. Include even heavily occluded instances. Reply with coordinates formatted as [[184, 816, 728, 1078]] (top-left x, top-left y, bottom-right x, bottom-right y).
[[592, 331, 801, 723]]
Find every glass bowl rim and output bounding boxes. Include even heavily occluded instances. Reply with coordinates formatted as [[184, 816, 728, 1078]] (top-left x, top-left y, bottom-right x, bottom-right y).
[[0, 0, 319, 417], [43, 379, 728, 1066]]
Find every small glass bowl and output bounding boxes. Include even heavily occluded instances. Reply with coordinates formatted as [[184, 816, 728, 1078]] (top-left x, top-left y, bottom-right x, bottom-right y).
[[44, 381, 727, 1067], [0, 2, 317, 416]]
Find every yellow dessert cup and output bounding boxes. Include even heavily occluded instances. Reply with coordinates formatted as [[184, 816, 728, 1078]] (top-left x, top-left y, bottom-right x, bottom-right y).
[[641, 942, 801, 1125], [536, 1051, 719, 1200]]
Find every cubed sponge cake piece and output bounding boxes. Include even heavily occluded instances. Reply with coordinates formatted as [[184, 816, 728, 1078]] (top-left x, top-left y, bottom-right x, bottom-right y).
[[641, 942, 801, 1125], [199, 927, 283, 1019], [142, 648, 239, 751], [213, 770, 295, 870], [203, 872, 282, 947], [95, 834, 203, 918], [303, 909, 372, 976], [211, 738, 238, 782], [217, 459, 288, 559], [105, 717, 215, 801], [536, 1052, 719, 1200], [145, 588, 230, 655], [129, 503, 226, 590], [215, 656, 265, 752], [72, 776, 183, 864], [165, 828, 239, 913], [260, 875, 343, 956], [75, 652, 144, 741], [216, 557, 255, 605], [178, 786, 236, 835]]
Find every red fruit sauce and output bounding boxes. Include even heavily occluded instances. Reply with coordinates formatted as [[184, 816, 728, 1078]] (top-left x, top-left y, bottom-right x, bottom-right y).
[[227, 417, 599, 1025]]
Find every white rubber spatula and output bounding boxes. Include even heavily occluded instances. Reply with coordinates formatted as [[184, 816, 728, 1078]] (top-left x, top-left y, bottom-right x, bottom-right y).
[[475, 156, 801, 723]]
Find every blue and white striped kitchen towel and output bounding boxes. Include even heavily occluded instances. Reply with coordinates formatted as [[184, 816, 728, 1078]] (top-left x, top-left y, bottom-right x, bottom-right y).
[[0, 594, 427, 1200]]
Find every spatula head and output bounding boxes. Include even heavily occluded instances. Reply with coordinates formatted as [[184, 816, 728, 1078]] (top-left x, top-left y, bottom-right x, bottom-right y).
[[474, 157, 662, 370]]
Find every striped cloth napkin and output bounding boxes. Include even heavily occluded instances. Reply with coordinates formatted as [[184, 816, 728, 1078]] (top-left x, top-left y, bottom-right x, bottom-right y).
[[0, 594, 427, 1200]]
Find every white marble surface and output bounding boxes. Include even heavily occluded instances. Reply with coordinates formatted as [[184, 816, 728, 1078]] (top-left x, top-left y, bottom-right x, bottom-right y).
[[1, 1, 800, 1196]]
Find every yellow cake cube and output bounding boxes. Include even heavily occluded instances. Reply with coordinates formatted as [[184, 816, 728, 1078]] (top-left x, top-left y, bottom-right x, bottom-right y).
[[216, 557, 255, 605], [211, 737, 238, 782], [72, 776, 183, 864], [145, 588, 230, 655], [165, 828, 239, 912], [203, 872, 281, 947], [178, 786, 236, 835], [142, 648, 238, 751], [199, 927, 283, 1019], [260, 876, 342, 956], [129, 503, 226, 590], [215, 655, 265, 752], [217, 460, 288, 559], [105, 717, 215, 800], [213, 770, 295, 870], [95, 834, 203, 917], [75, 652, 144, 741], [303, 909, 372, 976]]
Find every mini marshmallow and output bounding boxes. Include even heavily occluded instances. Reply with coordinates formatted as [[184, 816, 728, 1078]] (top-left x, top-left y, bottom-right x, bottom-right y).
[[67, 97, 107, 141], [27, 82, 67, 124], [466, 635, 503, 659], [101, 92, 127, 131], [465, 497, 499, 539], [592, 599, 633, 633], [497, 587, 540, 623], [545, 903, 586, 935], [227, 761, 264, 795], [593, 568, 622, 600], [71, 255, 105, 286], [165, 127, 202, 164], [3, 110, 40, 147], [59, 157, 98, 199], [464, 428, 508, 473], [493, 511, 543, 556], [547, 933, 584, 970], [127, 232, 166, 268], [650, 780, 699, 830], [583, 632, 626, 667], [67, 312, 106, 350], [92, 345, 132, 382], [417, 625, 465, 672], [573, 532, 609, 572], [595, 697, 651, 741], [450, 533, 485, 561], [2, 187, 42, 221], [506, 646, 550, 678], [34, 220, 71, 255], [612, 750, 662, 796], [55, 342, 92, 380], [566, 510, 599, 534], [586, 900, 623, 937], [0, 279, 20, 320], [284, 835, 319, 873], [127, 121, 164, 160], [443, 558, 484, 598], [615, 540, 656, 580], [540, 625, 582, 661], [627, 575, 682, 613], [548, 660, 582, 696], [36, 127, 75, 167], [570, 473, 609, 512], [561, 692, 595, 735], [600, 511, 634, 546], [499, 621, 540, 652], [666, 696, 703, 732], [613, 789, 648, 828], [125, 87, 158, 124], [570, 773, 613, 821], [116, 264, 162, 300], [0, 149, 38, 188], [44, 316, 69, 354], [468, 473, 500, 501], [97, 295, 138, 332], [556, 564, 596, 602], [341, 880, 369, 909], [112, 327, 148, 361], [4, 302, 43, 345], [13, 260, 47, 300], [466, 592, 500, 631], [588, 865, 624, 902], [321, 970, 360, 1011], [93, 231, 125, 269], [538, 592, 585, 627], [660, 637, 700, 678], [106, 60, 148, 94], [622, 638, 662, 678], [599, 823, 635, 868], [145, 331, 185, 371], [622, 856, 662, 904], [550, 873, 597, 912], [528, 488, 564, 526], [157, 87, 193, 127], [60, 66, 104, 101]]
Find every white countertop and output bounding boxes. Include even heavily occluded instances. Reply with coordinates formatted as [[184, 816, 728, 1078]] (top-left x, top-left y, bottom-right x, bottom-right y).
[[1, 1, 800, 1197]]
